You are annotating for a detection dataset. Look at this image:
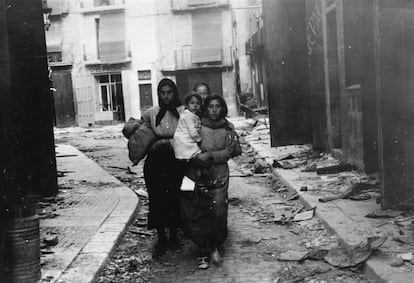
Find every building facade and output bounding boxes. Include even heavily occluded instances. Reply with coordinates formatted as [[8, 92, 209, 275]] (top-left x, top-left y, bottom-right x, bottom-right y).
[[261, 0, 414, 209], [44, 0, 254, 127]]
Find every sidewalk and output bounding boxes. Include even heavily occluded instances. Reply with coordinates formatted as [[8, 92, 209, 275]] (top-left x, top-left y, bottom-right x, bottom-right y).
[[39, 144, 139, 283], [233, 117, 414, 283]]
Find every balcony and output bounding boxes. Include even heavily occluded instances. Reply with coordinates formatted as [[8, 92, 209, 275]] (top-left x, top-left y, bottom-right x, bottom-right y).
[[170, 46, 233, 71], [80, 0, 125, 13], [171, 0, 229, 12], [246, 28, 264, 55]]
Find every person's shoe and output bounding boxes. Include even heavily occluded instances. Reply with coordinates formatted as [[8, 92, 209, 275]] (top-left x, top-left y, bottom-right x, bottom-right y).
[[152, 240, 167, 258], [210, 248, 222, 265], [197, 257, 210, 269]]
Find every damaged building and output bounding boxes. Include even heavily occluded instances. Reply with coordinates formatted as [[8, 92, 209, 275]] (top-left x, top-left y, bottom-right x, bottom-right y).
[[259, 0, 414, 209]]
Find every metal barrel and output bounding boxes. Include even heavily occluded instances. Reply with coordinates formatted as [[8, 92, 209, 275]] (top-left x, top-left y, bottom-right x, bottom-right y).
[[5, 215, 40, 283]]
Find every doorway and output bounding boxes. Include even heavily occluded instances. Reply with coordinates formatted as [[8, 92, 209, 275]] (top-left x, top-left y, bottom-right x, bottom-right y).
[[326, 7, 342, 149]]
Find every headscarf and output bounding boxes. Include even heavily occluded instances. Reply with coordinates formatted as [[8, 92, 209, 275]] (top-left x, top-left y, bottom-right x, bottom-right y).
[[156, 78, 182, 126]]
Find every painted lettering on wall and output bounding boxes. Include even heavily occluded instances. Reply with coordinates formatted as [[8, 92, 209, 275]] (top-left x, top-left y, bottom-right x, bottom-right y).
[[307, 1, 322, 55]]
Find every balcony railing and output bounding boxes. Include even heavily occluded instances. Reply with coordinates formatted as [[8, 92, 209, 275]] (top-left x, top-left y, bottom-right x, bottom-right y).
[[171, 0, 229, 11], [173, 46, 233, 70], [80, 0, 125, 13], [246, 28, 264, 55]]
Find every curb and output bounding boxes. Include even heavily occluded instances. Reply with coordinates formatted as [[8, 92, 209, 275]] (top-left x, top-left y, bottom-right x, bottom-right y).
[[250, 147, 401, 283], [52, 145, 140, 283]]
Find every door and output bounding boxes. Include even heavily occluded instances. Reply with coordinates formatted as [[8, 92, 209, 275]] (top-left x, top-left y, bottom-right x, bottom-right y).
[[139, 84, 153, 113], [73, 74, 95, 127], [51, 71, 76, 127], [375, 0, 414, 209], [176, 71, 222, 102]]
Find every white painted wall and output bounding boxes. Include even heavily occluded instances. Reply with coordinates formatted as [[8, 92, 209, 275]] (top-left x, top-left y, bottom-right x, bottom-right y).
[[53, 0, 250, 124]]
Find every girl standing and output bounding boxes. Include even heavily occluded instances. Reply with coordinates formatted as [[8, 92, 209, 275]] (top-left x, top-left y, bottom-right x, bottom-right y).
[[181, 94, 241, 269]]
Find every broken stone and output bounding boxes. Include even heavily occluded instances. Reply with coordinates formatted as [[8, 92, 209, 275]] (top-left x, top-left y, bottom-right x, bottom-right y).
[[286, 191, 299, 201], [324, 236, 387, 268], [276, 153, 295, 161], [366, 209, 401, 219], [134, 188, 148, 198], [277, 250, 308, 262], [293, 208, 315, 222], [272, 160, 283, 168], [280, 160, 297, 169], [316, 164, 355, 175], [393, 236, 414, 246], [397, 252, 413, 261], [254, 159, 268, 174], [390, 257, 405, 267]]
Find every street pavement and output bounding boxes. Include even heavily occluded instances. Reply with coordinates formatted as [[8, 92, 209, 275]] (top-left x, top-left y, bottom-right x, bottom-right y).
[[235, 117, 414, 283], [39, 144, 139, 283], [45, 120, 414, 282]]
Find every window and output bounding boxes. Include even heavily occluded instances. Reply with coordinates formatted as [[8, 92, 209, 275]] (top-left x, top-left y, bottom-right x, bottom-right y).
[[94, 0, 111, 6], [46, 19, 62, 61], [96, 13, 126, 62], [97, 74, 123, 112], [191, 11, 222, 63], [138, 70, 151, 81]]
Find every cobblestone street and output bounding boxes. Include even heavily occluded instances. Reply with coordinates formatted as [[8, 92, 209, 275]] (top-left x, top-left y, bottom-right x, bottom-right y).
[[55, 125, 368, 282]]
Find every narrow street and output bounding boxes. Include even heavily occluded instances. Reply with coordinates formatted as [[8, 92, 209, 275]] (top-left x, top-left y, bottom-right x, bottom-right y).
[[54, 125, 368, 283]]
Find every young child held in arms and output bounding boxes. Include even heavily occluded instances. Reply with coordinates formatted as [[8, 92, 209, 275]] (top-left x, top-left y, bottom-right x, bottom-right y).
[[172, 92, 212, 188]]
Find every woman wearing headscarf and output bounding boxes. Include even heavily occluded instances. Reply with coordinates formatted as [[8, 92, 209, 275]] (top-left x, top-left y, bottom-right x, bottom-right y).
[[141, 78, 185, 257], [181, 94, 241, 269]]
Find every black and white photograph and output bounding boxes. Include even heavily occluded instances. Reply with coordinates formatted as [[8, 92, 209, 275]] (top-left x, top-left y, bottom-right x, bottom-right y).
[[0, 0, 413, 282]]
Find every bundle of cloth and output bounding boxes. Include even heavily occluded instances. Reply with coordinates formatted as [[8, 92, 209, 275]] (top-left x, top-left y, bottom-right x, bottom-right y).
[[122, 117, 157, 166]]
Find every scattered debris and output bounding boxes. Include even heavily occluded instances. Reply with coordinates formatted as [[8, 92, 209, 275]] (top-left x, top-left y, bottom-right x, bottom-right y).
[[397, 252, 413, 261], [393, 236, 414, 246], [278, 250, 308, 262], [365, 209, 401, 219], [307, 249, 329, 260], [318, 183, 375, 203], [126, 166, 137, 175], [293, 208, 315, 222], [280, 160, 297, 169], [286, 191, 299, 201], [324, 236, 387, 268], [134, 188, 148, 198], [254, 159, 269, 174], [272, 160, 283, 168], [276, 153, 295, 161], [316, 164, 356, 175], [128, 227, 151, 236], [390, 257, 405, 267]]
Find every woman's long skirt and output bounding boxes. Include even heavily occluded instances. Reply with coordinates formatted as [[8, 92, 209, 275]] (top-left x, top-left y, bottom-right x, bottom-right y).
[[181, 163, 229, 247], [144, 143, 183, 230]]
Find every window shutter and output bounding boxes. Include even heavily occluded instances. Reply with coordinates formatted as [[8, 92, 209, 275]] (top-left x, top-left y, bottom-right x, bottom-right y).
[[99, 13, 126, 62], [191, 11, 222, 63], [46, 19, 62, 52]]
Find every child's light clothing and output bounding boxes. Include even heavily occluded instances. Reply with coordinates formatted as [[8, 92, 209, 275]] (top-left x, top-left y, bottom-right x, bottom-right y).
[[172, 109, 202, 160]]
